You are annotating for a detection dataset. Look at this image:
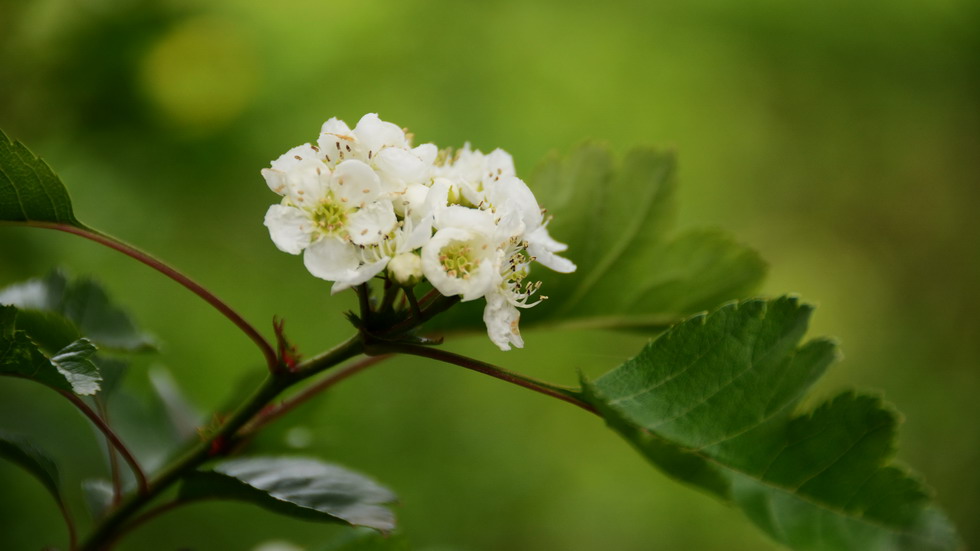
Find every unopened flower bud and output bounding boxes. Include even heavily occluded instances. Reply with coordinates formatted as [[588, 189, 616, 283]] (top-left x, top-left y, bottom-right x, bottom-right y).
[[388, 252, 423, 287]]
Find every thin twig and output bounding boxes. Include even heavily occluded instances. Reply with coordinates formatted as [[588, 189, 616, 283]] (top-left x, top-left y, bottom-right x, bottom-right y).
[[405, 287, 422, 320], [29, 222, 278, 371], [57, 499, 78, 551], [100, 499, 186, 550], [59, 391, 149, 494], [356, 283, 372, 323], [241, 354, 391, 437], [78, 336, 364, 551], [369, 342, 597, 415], [379, 279, 397, 313], [95, 400, 123, 505]]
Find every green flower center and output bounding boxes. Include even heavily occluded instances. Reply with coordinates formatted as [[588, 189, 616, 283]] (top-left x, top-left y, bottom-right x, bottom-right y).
[[311, 198, 348, 236], [439, 241, 477, 279]]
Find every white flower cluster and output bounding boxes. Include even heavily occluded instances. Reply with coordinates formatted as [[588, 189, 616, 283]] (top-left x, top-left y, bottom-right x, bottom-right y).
[[262, 114, 575, 350]]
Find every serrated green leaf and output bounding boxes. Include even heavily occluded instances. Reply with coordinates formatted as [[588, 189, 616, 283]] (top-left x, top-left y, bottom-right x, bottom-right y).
[[0, 129, 87, 228], [582, 297, 961, 551], [49, 338, 101, 396], [0, 270, 155, 352], [1, 304, 102, 395], [425, 145, 766, 335], [8, 308, 82, 354], [179, 457, 397, 532], [0, 430, 63, 502]]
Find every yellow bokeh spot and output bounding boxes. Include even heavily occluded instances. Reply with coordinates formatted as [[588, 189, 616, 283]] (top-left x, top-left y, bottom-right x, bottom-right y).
[[140, 16, 259, 134]]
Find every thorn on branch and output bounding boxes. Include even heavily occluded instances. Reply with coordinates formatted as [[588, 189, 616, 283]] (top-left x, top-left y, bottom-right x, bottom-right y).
[[273, 317, 302, 373]]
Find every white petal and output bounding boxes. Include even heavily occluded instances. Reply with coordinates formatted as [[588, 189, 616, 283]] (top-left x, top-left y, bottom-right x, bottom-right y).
[[421, 228, 494, 301], [283, 159, 329, 207], [412, 143, 438, 165], [460, 258, 495, 301], [527, 227, 575, 273], [423, 178, 450, 217], [320, 117, 352, 136], [401, 214, 432, 251], [529, 241, 577, 273], [528, 225, 568, 253], [329, 256, 390, 294], [488, 176, 542, 229], [493, 209, 525, 243], [348, 200, 397, 246], [264, 205, 312, 255], [483, 291, 524, 351], [436, 205, 495, 234], [397, 183, 430, 220], [263, 144, 321, 196], [375, 147, 427, 188], [331, 159, 382, 206], [303, 238, 361, 281], [485, 148, 516, 179], [353, 113, 407, 153], [270, 144, 320, 172], [261, 168, 288, 196], [317, 119, 355, 162], [459, 180, 486, 207]]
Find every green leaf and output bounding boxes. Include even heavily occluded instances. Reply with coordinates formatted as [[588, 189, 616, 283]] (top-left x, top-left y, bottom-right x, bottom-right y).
[[583, 297, 961, 551], [0, 430, 63, 503], [0, 270, 155, 352], [0, 129, 88, 228], [313, 528, 410, 551], [81, 478, 115, 520], [425, 144, 766, 335], [1, 304, 102, 395], [179, 457, 397, 532], [49, 338, 101, 395]]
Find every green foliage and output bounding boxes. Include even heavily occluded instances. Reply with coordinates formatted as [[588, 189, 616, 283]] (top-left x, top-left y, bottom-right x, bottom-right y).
[[426, 145, 766, 334], [583, 297, 961, 551], [0, 430, 64, 505], [0, 129, 87, 228], [0, 304, 102, 395], [179, 457, 397, 532], [82, 478, 115, 520], [0, 131, 962, 550], [0, 270, 155, 353], [314, 528, 410, 551]]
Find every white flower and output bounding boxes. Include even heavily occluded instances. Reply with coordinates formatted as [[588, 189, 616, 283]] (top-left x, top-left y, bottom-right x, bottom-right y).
[[421, 224, 497, 301], [263, 114, 577, 351], [434, 144, 516, 206], [264, 158, 397, 289], [479, 237, 547, 351], [318, 114, 435, 195], [483, 290, 524, 351]]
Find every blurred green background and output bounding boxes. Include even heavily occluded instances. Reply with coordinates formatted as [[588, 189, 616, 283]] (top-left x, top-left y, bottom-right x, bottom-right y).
[[1, 0, 978, 549]]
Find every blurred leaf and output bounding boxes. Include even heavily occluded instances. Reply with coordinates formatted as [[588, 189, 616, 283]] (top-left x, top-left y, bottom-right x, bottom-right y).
[[0, 270, 155, 352], [1, 304, 102, 395], [313, 528, 410, 551], [148, 365, 202, 441], [0, 129, 88, 228], [96, 356, 130, 398], [583, 296, 961, 551], [0, 430, 63, 503], [82, 478, 115, 520], [9, 308, 81, 354], [425, 145, 766, 335], [179, 457, 397, 532]]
